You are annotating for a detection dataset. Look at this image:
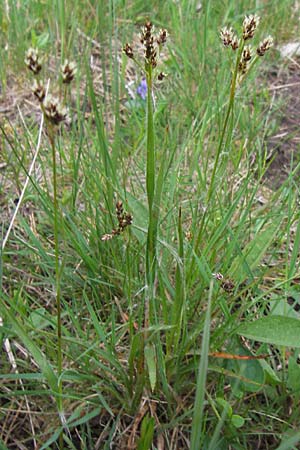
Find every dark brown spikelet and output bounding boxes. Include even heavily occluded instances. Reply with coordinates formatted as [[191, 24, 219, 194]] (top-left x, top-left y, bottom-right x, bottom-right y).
[[256, 36, 273, 56], [61, 60, 77, 84], [242, 14, 260, 41], [123, 43, 134, 59], [140, 21, 157, 67], [157, 29, 168, 46], [158, 72, 166, 81], [238, 45, 252, 74], [25, 48, 42, 75], [43, 95, 68, 126], [101, 201, 133, 241], [32, 79, 46, 103]]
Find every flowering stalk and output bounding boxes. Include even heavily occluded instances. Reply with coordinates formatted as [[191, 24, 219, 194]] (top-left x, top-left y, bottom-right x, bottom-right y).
[[124, 23, 167, 308], [48, 125, 63, 425], [25, 49, 75, 449], [123, 23, 168, 392], [145, 63, 156, 290], [194, 15, 272, 251]]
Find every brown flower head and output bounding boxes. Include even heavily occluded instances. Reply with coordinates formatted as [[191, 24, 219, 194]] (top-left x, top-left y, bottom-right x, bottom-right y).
[[257, 36, 273, 56], [220, 27, 234, 47], [140, 21, 157, 67], [231, 35, 239, 50], [25, 48, 42, 75], [242, 14, 260, 40], [239, 45, 252, 74], [157, 29, 168, 46], [32, 79, 46, 103], [157, 71, 167, 81], [101, 201, 133, 241], [43, 95, 68, 125], [123, 43, 134, 59], [61, 60, 77, 84]]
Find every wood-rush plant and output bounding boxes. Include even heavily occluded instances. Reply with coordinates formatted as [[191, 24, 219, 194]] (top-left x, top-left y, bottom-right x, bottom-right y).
[[194, 15, 273, 252], [123, 22, 168, 389], [25, 47, 76, 448], [190, 15, 273, 450]]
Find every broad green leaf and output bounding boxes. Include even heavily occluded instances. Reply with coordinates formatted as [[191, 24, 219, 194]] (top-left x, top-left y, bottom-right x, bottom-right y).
[[226, 338, 264, 393], [287, 356, 300, 400], [231, 414, 245, 428], [238, 316, 300, 347], [145, 344, 157, 392], [275, 431, 300, 450], [259, 360, 281, 385], [216, 398, 232, 418]]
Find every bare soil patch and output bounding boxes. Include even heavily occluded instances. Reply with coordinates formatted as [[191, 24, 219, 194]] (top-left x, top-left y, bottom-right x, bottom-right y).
[[264, 59, 300, 188]]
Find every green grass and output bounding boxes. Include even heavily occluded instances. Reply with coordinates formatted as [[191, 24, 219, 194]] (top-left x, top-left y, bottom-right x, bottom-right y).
[[1, 0, 300, 448]]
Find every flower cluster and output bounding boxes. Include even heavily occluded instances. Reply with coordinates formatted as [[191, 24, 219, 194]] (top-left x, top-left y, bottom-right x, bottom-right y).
[[24, 48, 42, 75], [220, 14, 273, 83], [242, 14, 260, 40], [43, 95, 68, 125], [256, 36, 274, 56], [101, 201, 133, 241], [25, 48, 76, 128], [141, 21, 157, 67], [61, 60, 77, 84], [239, 45, 252, 75], [123, 21, 168, 79], [220, 27, 239, 50]]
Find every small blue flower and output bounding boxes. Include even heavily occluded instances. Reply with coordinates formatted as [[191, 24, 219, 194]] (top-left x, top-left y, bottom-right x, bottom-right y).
[[136, 78, 147, 100]]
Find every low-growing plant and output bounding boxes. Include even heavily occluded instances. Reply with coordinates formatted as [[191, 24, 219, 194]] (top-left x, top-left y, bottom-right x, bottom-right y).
[[1, 2, 300, 449]]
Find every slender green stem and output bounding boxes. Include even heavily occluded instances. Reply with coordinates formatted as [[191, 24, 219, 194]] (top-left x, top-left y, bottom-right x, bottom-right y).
[[193, 42, 245, 253], [145, 65, 156, 295], [49, 129, 63, 448]]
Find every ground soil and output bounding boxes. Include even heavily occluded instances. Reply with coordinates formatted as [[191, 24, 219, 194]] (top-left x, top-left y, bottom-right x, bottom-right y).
[[264, 59, 300, 188]]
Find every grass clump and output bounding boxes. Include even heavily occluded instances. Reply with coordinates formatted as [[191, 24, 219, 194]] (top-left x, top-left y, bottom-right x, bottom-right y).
[[1, 1, 300, 449]]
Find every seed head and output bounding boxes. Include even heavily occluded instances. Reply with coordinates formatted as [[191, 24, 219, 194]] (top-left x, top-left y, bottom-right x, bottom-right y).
[[25, 48, 42, 75], [220, 27, 234, 47], [101, 201, 132, 241], [242, 14, 260, 40], [157, 71, 167, 81], [239, 45, 252, 74], [123, 43, 134, 59], [257, 36, 273, 56], [32, 79, 46, 103], [43, 95, 68, 125], [157, 29, 168, 46], [140, 21, 157, 67], [231, 35, 239, 50], [61, 60, 77, 84], [242, 45, 252, 62]]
